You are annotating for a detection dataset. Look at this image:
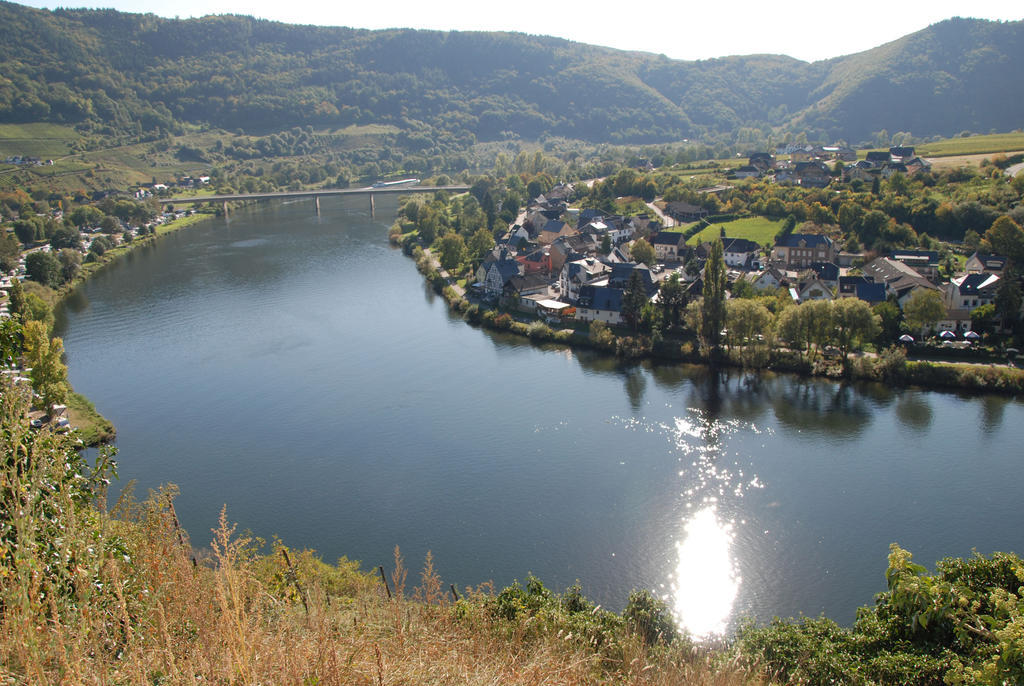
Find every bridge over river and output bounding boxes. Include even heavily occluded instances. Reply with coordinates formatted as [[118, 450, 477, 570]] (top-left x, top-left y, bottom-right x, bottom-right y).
[[160, 185, 469, 216]]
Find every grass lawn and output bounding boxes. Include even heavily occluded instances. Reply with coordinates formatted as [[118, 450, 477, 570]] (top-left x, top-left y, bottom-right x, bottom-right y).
[[67, 391, 116, 446], [661, 220, 700, 234], [686, 216, 783, 246]]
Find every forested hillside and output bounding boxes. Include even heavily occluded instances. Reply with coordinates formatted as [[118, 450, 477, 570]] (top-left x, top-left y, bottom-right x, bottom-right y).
[[1, 1, 1021, 148]]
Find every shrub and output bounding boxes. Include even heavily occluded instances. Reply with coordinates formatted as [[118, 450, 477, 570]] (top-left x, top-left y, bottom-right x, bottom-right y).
[[623, 589, 677, 645], [526, 321, 553, 340]]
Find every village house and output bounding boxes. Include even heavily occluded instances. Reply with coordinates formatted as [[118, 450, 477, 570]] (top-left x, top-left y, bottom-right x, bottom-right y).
[[889, 249, 940, 282], [538, 219, 577, 245], [964, 252, 1008, 275], [559, 257, 611, 303], [719, 237, 762, 269], [772, 233, 837, 268], [774, 168, 798, 185], [745, 266, 790, 291], [732, 165, 761, 180], [499, 222, 529, 244], [854, 281, 888, 305], [476, 248, 523, 298], [936, 310, 974, 334], [861, 256, 940, 307], [793, 278, 835, 302], [865, 151, 892, 167], [889, 146, 916, 163], [838, 275, 875, 297], [946, 273, 1000, 311], [748, 152, 776, 171], [651, 231, 687, 262], [844, 161, 878, 183], [794, 161, 831, 188], [804, 261, 840, 288], [607, 262, 655, 292], [664, 201, 709, 223], [516, 247, 551, 274], [505, 272, 554, 307], [549, 234, 599, 274], [881, 162, 909, 178], [904, 157, 932, 175], [575, 285, 626, 325], [824, 146, 858, 162]]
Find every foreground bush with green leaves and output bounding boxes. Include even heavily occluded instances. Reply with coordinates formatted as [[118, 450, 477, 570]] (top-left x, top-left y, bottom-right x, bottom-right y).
[[737, 545, 1024, 684]]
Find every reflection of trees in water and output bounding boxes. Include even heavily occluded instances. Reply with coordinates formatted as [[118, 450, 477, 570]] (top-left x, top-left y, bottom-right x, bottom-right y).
[[773, 379, 872, 437], [648, 361, 711, 390], [674, 367, 772, 426], [894, 391, 933, 431], [980, 394, 1010, 432], [624, 367, 647, 411], [576, 351, 650, 411], [52, 289, 90, 338], [854, 380, 897, 407]]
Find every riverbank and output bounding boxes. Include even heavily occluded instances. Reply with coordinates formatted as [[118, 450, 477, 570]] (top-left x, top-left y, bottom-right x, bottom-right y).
[[406, 240, 1024, 397], [51, 210, 217, 445]]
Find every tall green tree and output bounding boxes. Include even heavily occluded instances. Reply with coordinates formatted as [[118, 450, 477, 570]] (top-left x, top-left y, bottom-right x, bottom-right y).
[[7, 277, 27, 319], [903, 288, 945, 335], [25, 251, 62, 289], [435, 233, 466, 273], [659, 273, 687, 331], [466, 227, 495, 261], [981, 215, 1024, 263], [725, 298, 772, 367], [994, 268, 1021, 331], [629, 237, 656, 266], [622, 270, 648, 332], [58, 249, 81, 284], [832, 298, 881, 362], [23, 320, 69, 413], [700, 239, 727, 359]]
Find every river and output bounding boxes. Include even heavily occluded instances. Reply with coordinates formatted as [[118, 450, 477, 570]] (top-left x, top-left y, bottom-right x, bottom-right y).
[[55, 195, 1024, 637]]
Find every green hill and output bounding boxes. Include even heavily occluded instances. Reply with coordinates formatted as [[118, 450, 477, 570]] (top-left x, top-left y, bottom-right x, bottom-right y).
[[1, 1, 1022, 149]]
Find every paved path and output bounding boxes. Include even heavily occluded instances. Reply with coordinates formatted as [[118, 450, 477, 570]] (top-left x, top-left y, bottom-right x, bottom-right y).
[[1006, 161, 1024, 177], [646, 200, 675, 227], [424, 248, 465, 297]]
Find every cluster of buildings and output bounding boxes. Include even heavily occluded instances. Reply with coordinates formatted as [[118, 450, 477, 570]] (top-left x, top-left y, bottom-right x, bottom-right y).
[[2, 156, 54, 167], [469, 181, 1013, 335], [729, 146, 932, 187], [134, 176, 210, 199]]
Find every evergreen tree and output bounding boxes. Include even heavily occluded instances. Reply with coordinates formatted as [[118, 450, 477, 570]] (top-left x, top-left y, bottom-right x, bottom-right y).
[[701, 239, 727, 360], [622, 270, 648, 332], [7, 278, 27, 319]]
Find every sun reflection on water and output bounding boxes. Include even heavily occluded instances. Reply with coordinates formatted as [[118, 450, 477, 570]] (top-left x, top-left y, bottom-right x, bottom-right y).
[[614, 408, 768, 637], [672, 505, 739, 638], [649, 411, 766, 638]]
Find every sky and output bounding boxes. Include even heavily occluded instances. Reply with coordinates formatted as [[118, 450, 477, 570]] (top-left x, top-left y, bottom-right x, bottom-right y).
[[14, 0, 1024, 63]]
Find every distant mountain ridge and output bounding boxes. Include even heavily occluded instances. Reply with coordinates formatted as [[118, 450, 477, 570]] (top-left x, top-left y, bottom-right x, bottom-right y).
[[0, 1, 1021, 145]]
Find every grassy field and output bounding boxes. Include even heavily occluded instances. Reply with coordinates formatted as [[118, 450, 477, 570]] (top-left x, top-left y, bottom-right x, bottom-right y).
[[924, 151, 1024, 171], [686, 216, 783, 246], [0, 122, 81, 159], [915, 132, 1024, 157]]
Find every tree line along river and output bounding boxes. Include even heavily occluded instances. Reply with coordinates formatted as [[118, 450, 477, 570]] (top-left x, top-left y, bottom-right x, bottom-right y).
[[55, 195, 1024, 638]]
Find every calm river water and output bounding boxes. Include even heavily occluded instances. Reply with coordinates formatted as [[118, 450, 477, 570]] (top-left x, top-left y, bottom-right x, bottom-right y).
[[55, 196, 1024, 637]]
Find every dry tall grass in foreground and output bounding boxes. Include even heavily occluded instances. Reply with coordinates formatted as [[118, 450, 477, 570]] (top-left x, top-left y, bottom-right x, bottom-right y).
[[1, 382, 762, 685]]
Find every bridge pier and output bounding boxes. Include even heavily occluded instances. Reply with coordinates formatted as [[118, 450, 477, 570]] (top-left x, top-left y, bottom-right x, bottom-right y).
[[222, 200, 228, 217], [370, 193, 375, 218], [315, 195, 321, 216]]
